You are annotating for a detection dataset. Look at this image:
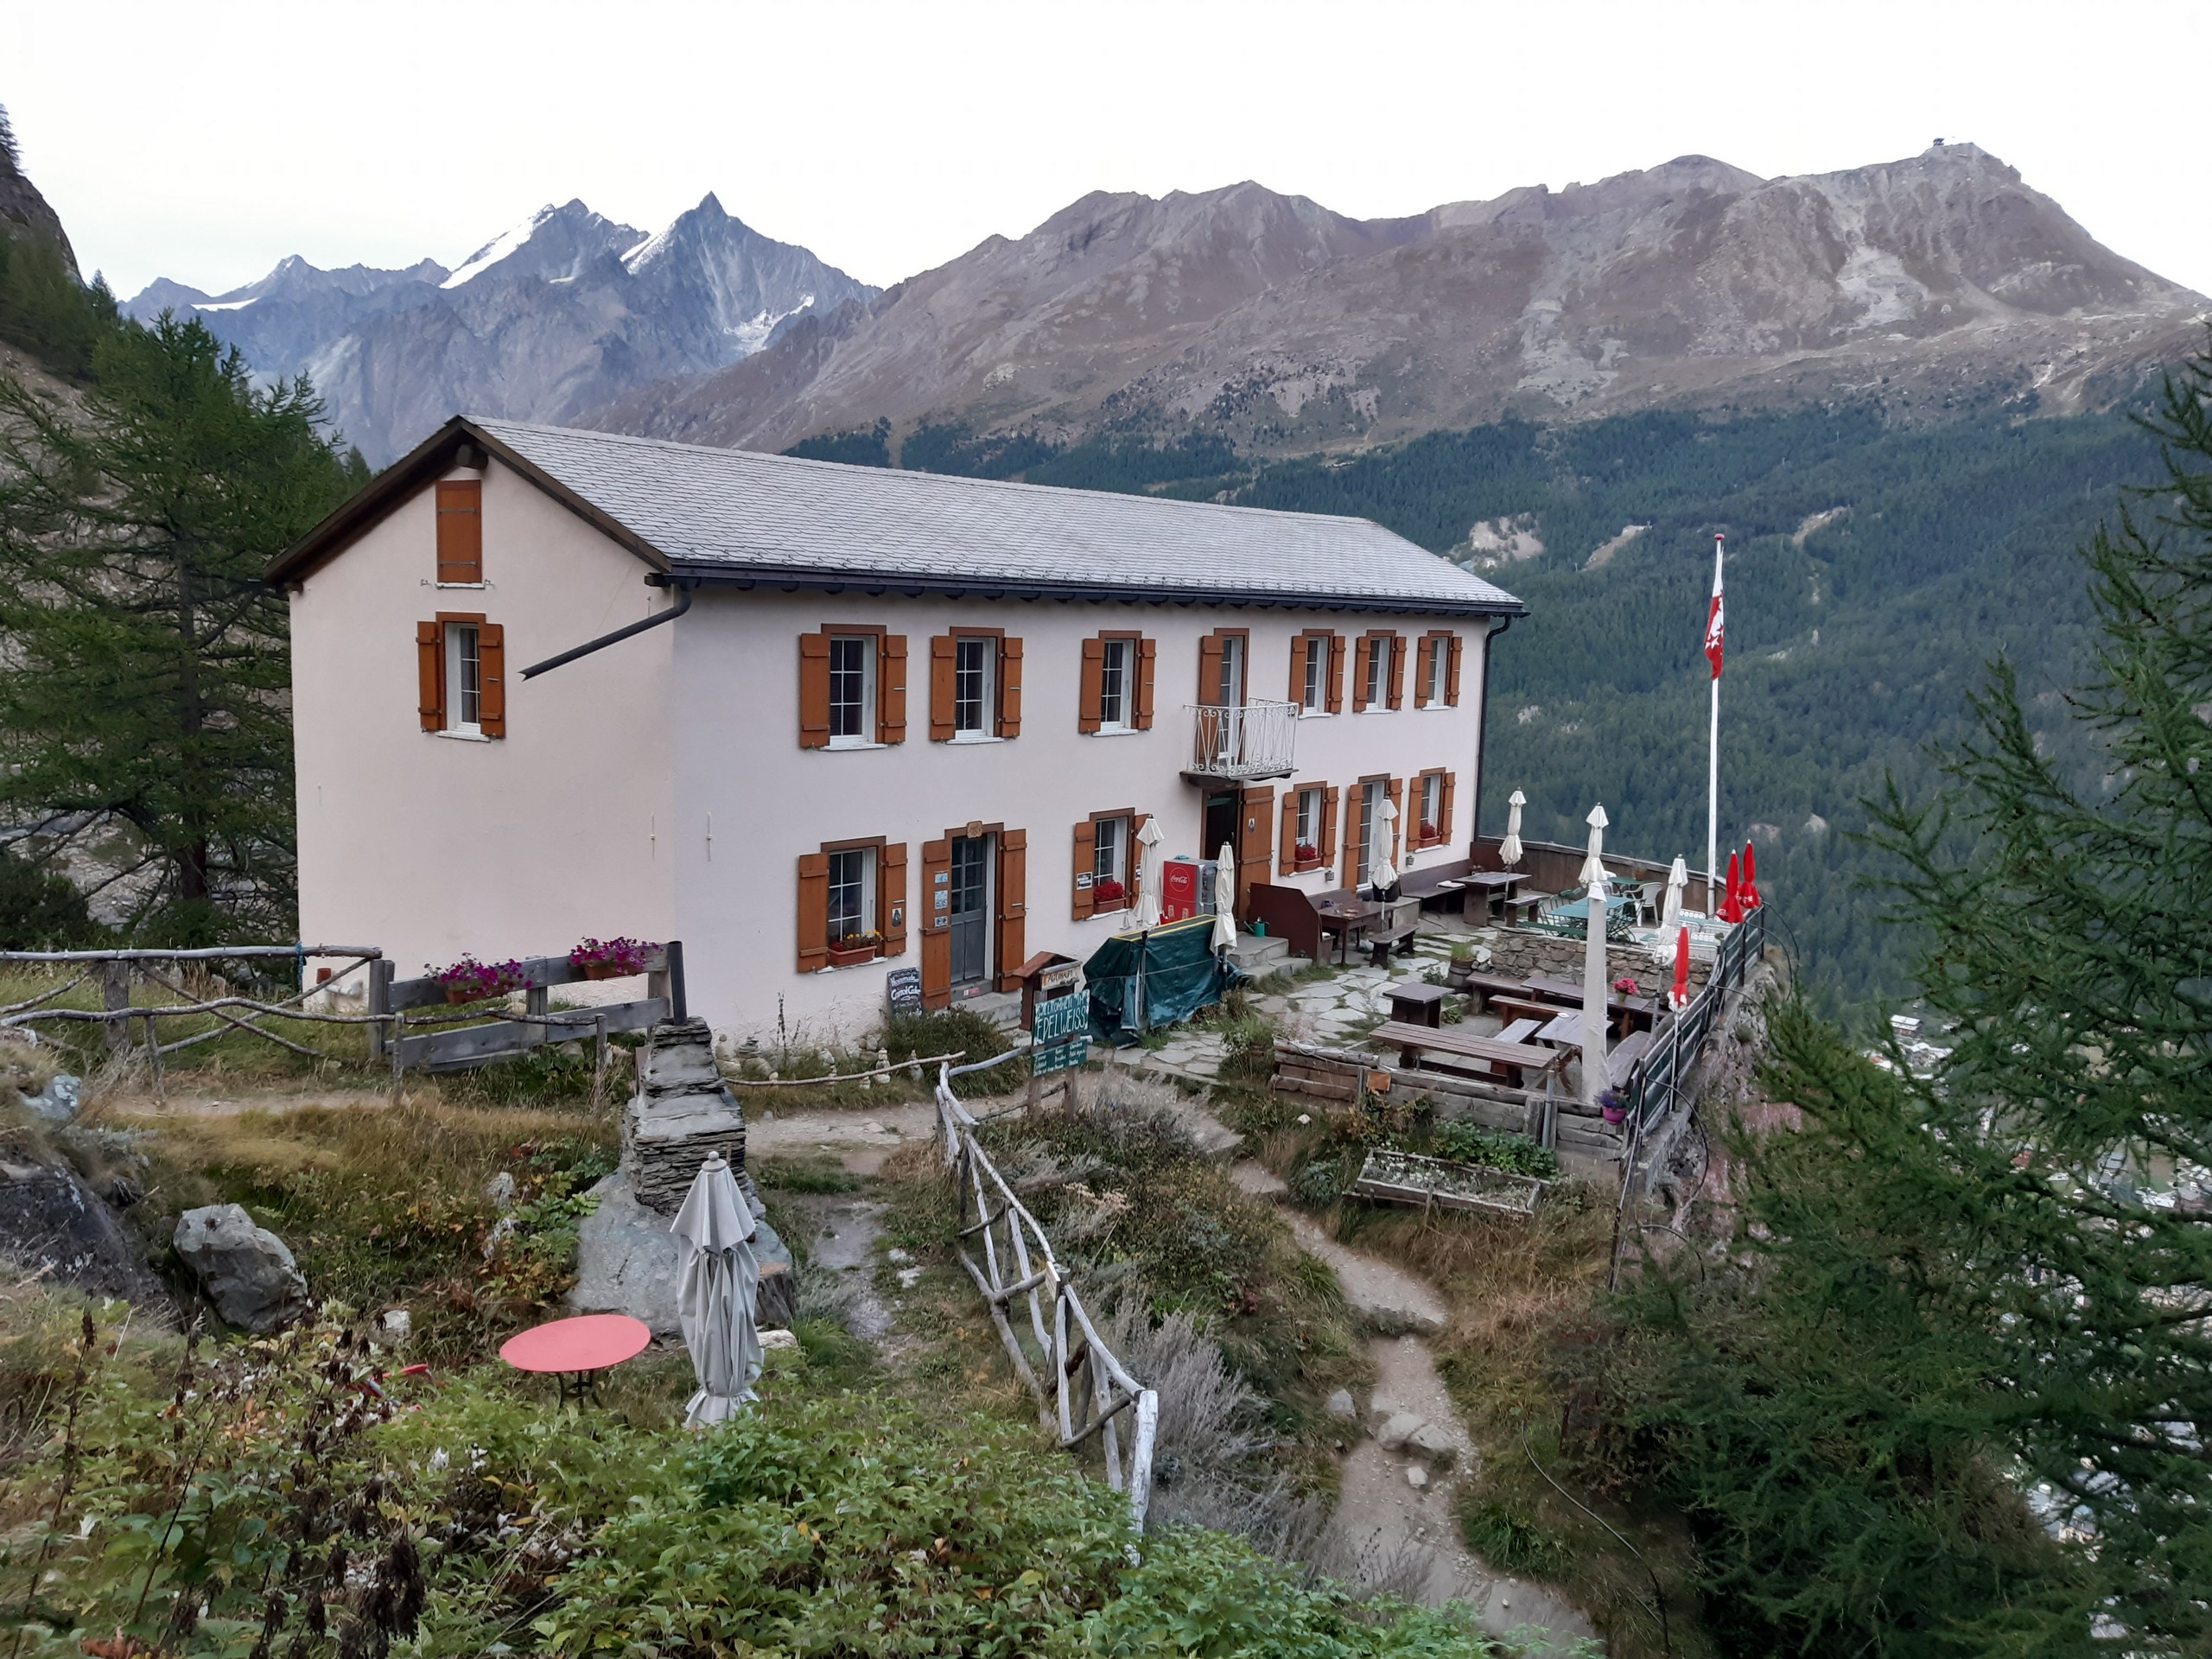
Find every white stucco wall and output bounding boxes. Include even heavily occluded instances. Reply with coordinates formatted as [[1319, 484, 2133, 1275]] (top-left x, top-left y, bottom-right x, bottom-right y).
[[290, 461, 677, 990], [669, 590, 1493, 1041]]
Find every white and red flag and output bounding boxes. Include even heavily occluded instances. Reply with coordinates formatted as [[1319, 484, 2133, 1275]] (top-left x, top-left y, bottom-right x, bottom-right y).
[[1704, 534, 1726, 680]]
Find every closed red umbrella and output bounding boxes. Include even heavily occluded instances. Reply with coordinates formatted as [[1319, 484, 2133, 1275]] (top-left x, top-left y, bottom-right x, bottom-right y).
[[1672, 926, 1691, 1009], [1742, 841, 1761, 909], [1719, 851, 1744, 923]]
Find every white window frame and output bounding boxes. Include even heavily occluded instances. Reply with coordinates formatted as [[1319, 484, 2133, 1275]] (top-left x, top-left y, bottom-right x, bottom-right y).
[[1426, 637, 1450, 707], [827, 634, 875, 748], [1099, 638, 1133, 730], [1294, 787, 1319, 854], [1217, 633, 1246, 708], [1300, 637, 1328, 712], [1358, 779, 1387, 883], [826, 845, 877, 944], [1363, 635, 1390, 709], [1093, 814, 1129, 887], [952, 635, 996, 740], [1421, 772, 1444, 840], [444, 621, 481, 735]]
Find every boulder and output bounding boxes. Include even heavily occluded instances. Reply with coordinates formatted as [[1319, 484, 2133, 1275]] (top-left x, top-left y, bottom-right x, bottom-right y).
[[1325, 1388, 1360, 1421], [0, 1157, 170, 1310], [23, 1073, 80, 1124], [1375, 1411, 1427, 1452], [570, 1169, 794, 1336], [173, 1205, 309, 1333]]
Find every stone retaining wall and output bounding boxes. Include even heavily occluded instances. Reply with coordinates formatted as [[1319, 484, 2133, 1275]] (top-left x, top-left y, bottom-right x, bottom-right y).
[[1270, 1039, 1626, 1160], [1473, 927, 1709, 996]]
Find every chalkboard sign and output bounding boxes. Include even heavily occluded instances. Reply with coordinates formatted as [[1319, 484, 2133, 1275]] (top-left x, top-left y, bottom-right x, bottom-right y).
[[1031, 991, 1090, 1077], [885, 967, 924, 1014]]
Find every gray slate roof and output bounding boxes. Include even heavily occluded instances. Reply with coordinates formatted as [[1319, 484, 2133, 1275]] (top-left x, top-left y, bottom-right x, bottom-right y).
[[477, 419, 1522, 614]]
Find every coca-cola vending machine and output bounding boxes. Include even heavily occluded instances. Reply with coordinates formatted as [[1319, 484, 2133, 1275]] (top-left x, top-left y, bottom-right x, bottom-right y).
[[1159, 858, 1219, 923]]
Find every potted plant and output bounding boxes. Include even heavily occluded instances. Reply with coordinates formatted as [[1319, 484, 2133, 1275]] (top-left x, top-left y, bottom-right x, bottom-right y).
[[1293, 840, 1321, 873], [1418, 820, 1439, 847], [1599, 1087, 1628, 1127], [433, 955, 525, 1005], [1446, 938, 1477, 989], [1093, 877, 1126, 912], [569, 936, 651, 980], [825, 931, 881, 969]]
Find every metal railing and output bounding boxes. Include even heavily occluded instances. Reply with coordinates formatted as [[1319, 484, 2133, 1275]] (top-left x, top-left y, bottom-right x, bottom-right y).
[[1187, 699, 1298, 779], [934, 1060, 1160, 1530], [1623, 904, 1767, 1128]]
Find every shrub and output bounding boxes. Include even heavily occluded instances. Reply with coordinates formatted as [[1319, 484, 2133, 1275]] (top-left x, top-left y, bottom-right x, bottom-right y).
[[1429, 1121, 1560, 1179]]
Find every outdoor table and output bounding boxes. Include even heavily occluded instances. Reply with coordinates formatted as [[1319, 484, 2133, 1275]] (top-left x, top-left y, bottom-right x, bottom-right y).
[[499, 1313, 652, 1406], [1454, 870, 1524, 921], [1311, 896, 1381, 965], [1386, 981, 1447, 1027], [1521, 978, 1659, 1037]]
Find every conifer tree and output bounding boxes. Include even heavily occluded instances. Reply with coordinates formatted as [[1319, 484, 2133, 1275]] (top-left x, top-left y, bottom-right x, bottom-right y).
[[0, 315, 364, 940], [1613, 351, 2212, 1656]]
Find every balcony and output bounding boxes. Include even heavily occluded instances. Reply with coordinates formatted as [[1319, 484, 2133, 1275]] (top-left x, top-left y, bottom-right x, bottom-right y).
[[1183, 699, 1299, 783]]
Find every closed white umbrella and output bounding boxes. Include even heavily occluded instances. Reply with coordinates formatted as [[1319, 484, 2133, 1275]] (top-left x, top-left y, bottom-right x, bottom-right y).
[[1135, 817, 1164, 928], [1581, 804, 1611, 1107], [1211, 842, 1236, 954], [671, 1152, 763, 1427], [1371, 793, 1399, 891], [1499, 789, 1526, 869], [1654, 855, 1688, 967]]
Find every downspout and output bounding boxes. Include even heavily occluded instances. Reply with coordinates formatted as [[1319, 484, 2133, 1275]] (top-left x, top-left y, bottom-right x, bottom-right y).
[[519, 580, 694, 679], [1471, 614, 1513, 850]]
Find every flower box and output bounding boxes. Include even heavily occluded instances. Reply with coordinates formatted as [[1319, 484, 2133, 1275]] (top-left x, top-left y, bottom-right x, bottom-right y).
[[825, 945, 877, 969], [569, 936, 652, 979], [431, 955, 524, 1004]]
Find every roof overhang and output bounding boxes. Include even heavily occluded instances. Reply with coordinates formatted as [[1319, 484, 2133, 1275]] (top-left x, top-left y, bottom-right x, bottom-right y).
[[264, 416, 673, 587]]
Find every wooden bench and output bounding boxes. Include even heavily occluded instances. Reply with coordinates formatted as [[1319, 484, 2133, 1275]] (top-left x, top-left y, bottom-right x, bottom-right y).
[[1363, 896, 1422, 966], [1489, 994, 1562, 1028], [1371, 1020, 1568, 1089], [1463, 971, 1538, 1011], [1605, 1029, 1656, 1091], [1399, 857, 1474, 915], [1501, 890, 1552, 925], [1494, 1017, 1542, 1046]]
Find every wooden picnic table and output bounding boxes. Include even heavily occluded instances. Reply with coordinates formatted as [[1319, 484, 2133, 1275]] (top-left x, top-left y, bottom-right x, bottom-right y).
[[1463, 970, 1539, 1010], [1311, 894, 1382, 965], [1371, 1019, 1570, 1089], [1488, 994, 1562, 1028], [1521, 977, 1660, 1036], [1449, 870, 1525, 921]]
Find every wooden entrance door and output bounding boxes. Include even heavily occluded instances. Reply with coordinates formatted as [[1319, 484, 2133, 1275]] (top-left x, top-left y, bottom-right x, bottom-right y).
[[1236, 785, 1275, 918]]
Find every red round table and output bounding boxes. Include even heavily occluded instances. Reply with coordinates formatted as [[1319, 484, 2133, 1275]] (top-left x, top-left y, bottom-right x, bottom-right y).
[[499, 1314, 652, 1406]]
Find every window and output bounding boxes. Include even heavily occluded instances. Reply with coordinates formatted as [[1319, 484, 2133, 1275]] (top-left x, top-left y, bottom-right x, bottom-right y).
[[953, 635, 995, 736], [1093, 814, 1128, 886], [829, 634, 874, 745], [1099, 639, 1132, 728], [826, 845, 875, 944], [435, 479, 481, 584], [1421, 772, 1443, 841], [1363, 637, 1390, 708], [445, 622, 481, 733], [1217, 633, 1246, 707], [1426, 640, 1447, 706], [1356, 779, 1389, 884], [1302, 641, 1328, 710], [1295, 787, 1320, 850]]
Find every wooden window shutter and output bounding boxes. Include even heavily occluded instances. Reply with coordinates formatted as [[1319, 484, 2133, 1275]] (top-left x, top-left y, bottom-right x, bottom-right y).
[[998, 637, 1023, 737], [1287, 632, 1308, 702], [1128, 812, 1151, 907], [416, 620, 443, 731], [929, 635, 956, 741], [1197, 632, 1224, 706], [920, 838, 951, 1008], [1071, 819, 1096, 919], [796, 852, 830, 973], [1386, 635, 1406, 709], [995, 829, 1027, 992], [1343, 785, 1362, 873], [1325, 633, 1344, 713], [880, 634, 908, 744], [880, 842, 909, 957], [1278, 792, 1298, 868], [1414, 636, 1434, 708], [1135, 639, 1157, 728], [1078, 638, 1104, 734], [798, 632, 831, 749], [435, 480, 481, 583], [1351, 635, 1373, 711], [1440, 772, 1457, 844], [1387, 777, 1405, 860], [477, 622, 506, 737], [1321, 788, 1339, 871], [1446, 634, 1464, 705]]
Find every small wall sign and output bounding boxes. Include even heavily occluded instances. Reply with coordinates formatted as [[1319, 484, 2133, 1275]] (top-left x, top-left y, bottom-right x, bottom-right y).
[[885, 967, 924, 1014]]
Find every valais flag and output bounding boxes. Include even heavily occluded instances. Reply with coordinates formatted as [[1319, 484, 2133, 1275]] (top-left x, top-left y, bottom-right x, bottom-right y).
[[1704, 534, 1726, 680]]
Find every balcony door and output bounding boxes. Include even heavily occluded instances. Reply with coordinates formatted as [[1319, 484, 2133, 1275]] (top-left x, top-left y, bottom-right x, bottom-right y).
[[948, 833, 993, 988]]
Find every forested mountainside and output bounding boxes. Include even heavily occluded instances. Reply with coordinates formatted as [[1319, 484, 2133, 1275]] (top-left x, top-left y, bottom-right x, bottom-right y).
[[791, 397, 2166, 1010]]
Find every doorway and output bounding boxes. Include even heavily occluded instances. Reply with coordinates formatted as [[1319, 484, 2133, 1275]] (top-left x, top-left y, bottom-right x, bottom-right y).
[[1202, 793, 1237, 863], [948, 833, 993, 988]]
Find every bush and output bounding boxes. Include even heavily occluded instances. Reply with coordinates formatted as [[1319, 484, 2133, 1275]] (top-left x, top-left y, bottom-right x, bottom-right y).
[[1429, 1121, 1560, 1180], [884, 1006, 1026, 1096]]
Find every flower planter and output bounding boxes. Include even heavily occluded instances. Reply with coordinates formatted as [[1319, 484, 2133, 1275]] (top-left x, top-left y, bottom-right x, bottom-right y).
[[1293, 857, 1321, 874], [825, 945, 878, 969], [1446, 961, 1474, 989], [444, 988, 477, 1006], [578, 962, 633, 981], [1601, 1105, 1628, 1126], [1093, 899, 1126, 916]]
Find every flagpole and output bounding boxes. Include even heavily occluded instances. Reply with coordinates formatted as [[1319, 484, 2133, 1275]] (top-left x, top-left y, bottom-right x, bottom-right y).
[[1705, 534, 1724, 916]]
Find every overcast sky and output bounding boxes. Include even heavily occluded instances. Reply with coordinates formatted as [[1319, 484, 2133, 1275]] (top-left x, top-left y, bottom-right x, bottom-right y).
[[13, 0, 2209, 302]]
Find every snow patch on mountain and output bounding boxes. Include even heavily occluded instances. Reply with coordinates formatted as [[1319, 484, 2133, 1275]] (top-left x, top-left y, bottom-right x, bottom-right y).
[[444, 207, 561, 289]]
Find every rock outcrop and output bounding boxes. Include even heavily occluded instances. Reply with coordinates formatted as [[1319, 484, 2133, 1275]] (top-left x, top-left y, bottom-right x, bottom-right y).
[[0, 1155, 169, 1310], [173, 1205, 309, 1333]]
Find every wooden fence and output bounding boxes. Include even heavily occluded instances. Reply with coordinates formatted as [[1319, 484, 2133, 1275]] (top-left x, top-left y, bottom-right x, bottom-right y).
[[368, 943, 684, 1073], [1619, 904, 1767, 1130], [932, 1058, 1160, 1530]]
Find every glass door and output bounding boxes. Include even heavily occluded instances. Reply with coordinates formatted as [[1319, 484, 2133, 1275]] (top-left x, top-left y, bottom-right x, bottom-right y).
[[949, 834, 993, 988]]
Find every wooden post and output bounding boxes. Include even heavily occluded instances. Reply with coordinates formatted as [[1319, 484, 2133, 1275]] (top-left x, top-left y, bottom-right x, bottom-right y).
[[1127, 1390, 1160, 1531], [525, 981, 550, 1051], [143, 1011, 165, 1107], [365, 958, 393, 1061], [102, 959, 130, 1052]]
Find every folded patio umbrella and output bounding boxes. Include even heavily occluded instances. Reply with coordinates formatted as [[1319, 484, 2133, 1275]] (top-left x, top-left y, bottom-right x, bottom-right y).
[[671, 1152, 763, 1427], [1672, 925, 1691, 1010], [1655, 855, 1688, 965], [1742, 841, 1761, 909], [1579, 803, 1608, 887], [1211, 842, 1236, 954], [1371, 794, 1399, 890], [1499, 790, 1525, 869], [1719, 851, 1744, 924], [1135, 816, 1164, 929]]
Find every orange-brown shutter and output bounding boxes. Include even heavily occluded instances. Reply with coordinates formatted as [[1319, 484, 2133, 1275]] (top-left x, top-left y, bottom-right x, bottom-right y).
[[1237, 785, 1274, 918], [435, 480, 481, 584], [1344, 785, 1363, 874], [1440, 771, 1457, 845], [416, 620, 443, 731], [477, 622, 505, 737], [880, 842, 909, 957], [995, 829, 1027, 992], [1078, 638, 1104, 734], [1321, 788, 1339, 874], [880, 634, 908, 744], [1387, 777, 1405, 861], [1351, 635, 1373, 712], [929, 635, 956, 741], [1325, 633, 1344, 713], [798, 632, 831, 749], [920, 838, 951, 1008], [1128, 812, 1151, 908], [1446, 634, 1464, 705], [1287, 632, 1308, 703], [998, 637, 1023, 737], [1135, 639, 1156, 728], [796, 851, 830, 973], [1386, 635, 1406, 709], [1414, 636, 1434, 708], [1279, 791, 1299, 868], [1071, 819, 1096, 919], [1197, 632, 1224, 707]]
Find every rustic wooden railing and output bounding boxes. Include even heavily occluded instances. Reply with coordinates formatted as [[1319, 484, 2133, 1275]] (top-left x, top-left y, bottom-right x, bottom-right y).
[[369, 942, 683, 1073], [933, 1058, 1160, 1530], [1621, 904, 1767, 1131]]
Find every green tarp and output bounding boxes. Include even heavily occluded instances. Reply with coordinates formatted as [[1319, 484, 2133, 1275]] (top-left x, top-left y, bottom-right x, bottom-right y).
[[1084, 914, 1247, 1043]]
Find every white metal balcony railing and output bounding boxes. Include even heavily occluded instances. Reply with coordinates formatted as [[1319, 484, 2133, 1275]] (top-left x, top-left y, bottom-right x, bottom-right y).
[[1187, 699, 1299, 779]]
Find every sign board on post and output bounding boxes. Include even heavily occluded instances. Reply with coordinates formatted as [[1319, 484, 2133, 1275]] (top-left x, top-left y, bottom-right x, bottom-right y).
[[1030, 990, 1089, 1076], [885, 967, 924, 1015]]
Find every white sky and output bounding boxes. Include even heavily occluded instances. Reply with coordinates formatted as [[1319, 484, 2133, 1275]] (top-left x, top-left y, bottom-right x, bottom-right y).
[[12, 0, 2210, 302]]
